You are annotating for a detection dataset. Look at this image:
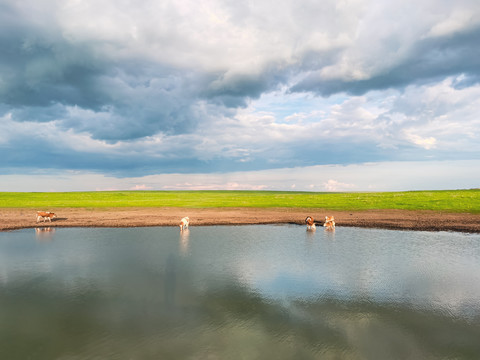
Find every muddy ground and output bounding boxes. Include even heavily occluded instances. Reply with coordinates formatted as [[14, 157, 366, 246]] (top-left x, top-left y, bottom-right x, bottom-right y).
[[2, 207, 480, 233]]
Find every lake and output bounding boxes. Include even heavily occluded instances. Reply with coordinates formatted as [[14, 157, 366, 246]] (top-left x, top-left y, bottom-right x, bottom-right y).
[[1, 225, 480, 359]]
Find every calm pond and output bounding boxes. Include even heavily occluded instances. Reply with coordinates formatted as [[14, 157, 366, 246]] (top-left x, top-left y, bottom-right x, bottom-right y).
[[1, 225, 480, 359]]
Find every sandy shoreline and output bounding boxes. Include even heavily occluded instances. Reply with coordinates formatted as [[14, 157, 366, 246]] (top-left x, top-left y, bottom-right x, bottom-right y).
[[2, 207, 480, 233]]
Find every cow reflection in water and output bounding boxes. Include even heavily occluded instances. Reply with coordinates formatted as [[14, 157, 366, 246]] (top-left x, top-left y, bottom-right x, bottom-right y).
[[179, 228, 190, 255], [35, 227, 56, 242]]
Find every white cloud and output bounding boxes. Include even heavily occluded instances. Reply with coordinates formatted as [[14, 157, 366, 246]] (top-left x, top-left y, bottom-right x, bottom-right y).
[[323, 179, 357, 192], [426, 9, 476, 38], [162, 182, 267, 191], [404, 132, 437, 149], [130, 184, 153, 190]]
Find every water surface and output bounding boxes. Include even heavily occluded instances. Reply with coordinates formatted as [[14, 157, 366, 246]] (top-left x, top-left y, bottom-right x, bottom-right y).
[[1, 225, 480, 359]]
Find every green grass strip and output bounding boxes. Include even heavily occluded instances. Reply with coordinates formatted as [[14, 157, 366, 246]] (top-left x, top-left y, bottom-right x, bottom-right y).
[[0, 189, 479, 213]]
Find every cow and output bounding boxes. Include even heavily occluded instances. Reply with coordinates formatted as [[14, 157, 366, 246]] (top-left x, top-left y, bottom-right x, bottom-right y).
[[323, 215, 335, 230], [179, 217, 189, 231], [305, 216, 316, 230], [36, 211, 57, 223]]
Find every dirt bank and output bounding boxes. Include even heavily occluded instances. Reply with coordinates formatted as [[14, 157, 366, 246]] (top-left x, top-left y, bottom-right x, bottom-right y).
[[2, 207, 480, 233]]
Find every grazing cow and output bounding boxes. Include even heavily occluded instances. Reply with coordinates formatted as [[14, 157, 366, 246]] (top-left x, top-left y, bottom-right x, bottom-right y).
[[323, 216, 335, 230], [36, 211, 57, 223], [179, 217, 189, 231], [305, 216, 316, 230]]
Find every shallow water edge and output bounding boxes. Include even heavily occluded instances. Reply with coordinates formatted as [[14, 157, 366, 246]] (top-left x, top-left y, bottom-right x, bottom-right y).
[[2, 207, 480, 233]]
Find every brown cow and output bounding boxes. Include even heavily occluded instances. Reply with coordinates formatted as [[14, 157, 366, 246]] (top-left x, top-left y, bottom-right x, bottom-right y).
[[323, 215, 335, 230], [36, 211, 57, 223], [305, 216, 316, 230]]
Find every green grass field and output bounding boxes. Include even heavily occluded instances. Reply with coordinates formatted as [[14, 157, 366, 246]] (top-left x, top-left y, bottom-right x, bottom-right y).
[[0, 189, 479, 213]]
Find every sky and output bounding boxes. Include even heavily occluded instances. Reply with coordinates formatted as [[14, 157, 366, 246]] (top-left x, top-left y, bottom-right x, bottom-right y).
[[1, 0, 479, 192]]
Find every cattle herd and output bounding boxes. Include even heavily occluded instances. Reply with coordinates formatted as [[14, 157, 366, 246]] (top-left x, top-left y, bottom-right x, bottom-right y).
[[34, 211, 336, 231]]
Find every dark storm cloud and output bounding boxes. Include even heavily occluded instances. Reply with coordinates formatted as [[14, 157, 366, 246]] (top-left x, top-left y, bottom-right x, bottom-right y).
[[0, 3, 209, 141], [0, 19, 203, 141], [202, 64, 291, 107], [0, 15, 108, 109], [0, 128, 400, 176], [291, 25, 480, 96], [0, 15, 279, 144]]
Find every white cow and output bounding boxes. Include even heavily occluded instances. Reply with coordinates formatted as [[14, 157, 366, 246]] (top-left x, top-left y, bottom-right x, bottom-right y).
[[179, 217, 189, 230]]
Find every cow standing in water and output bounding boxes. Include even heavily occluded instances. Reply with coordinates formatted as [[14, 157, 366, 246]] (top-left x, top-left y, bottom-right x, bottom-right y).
[[305, 216, 316, 230], [323, 216, 335, 230], [179, 217, 189, 231]]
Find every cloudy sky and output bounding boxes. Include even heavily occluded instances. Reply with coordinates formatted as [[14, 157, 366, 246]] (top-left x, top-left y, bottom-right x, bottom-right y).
[[1, 0, 479, 192]]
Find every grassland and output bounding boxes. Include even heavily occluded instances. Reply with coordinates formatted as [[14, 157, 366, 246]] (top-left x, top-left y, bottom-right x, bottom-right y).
[[0, 189, 479, 213]]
